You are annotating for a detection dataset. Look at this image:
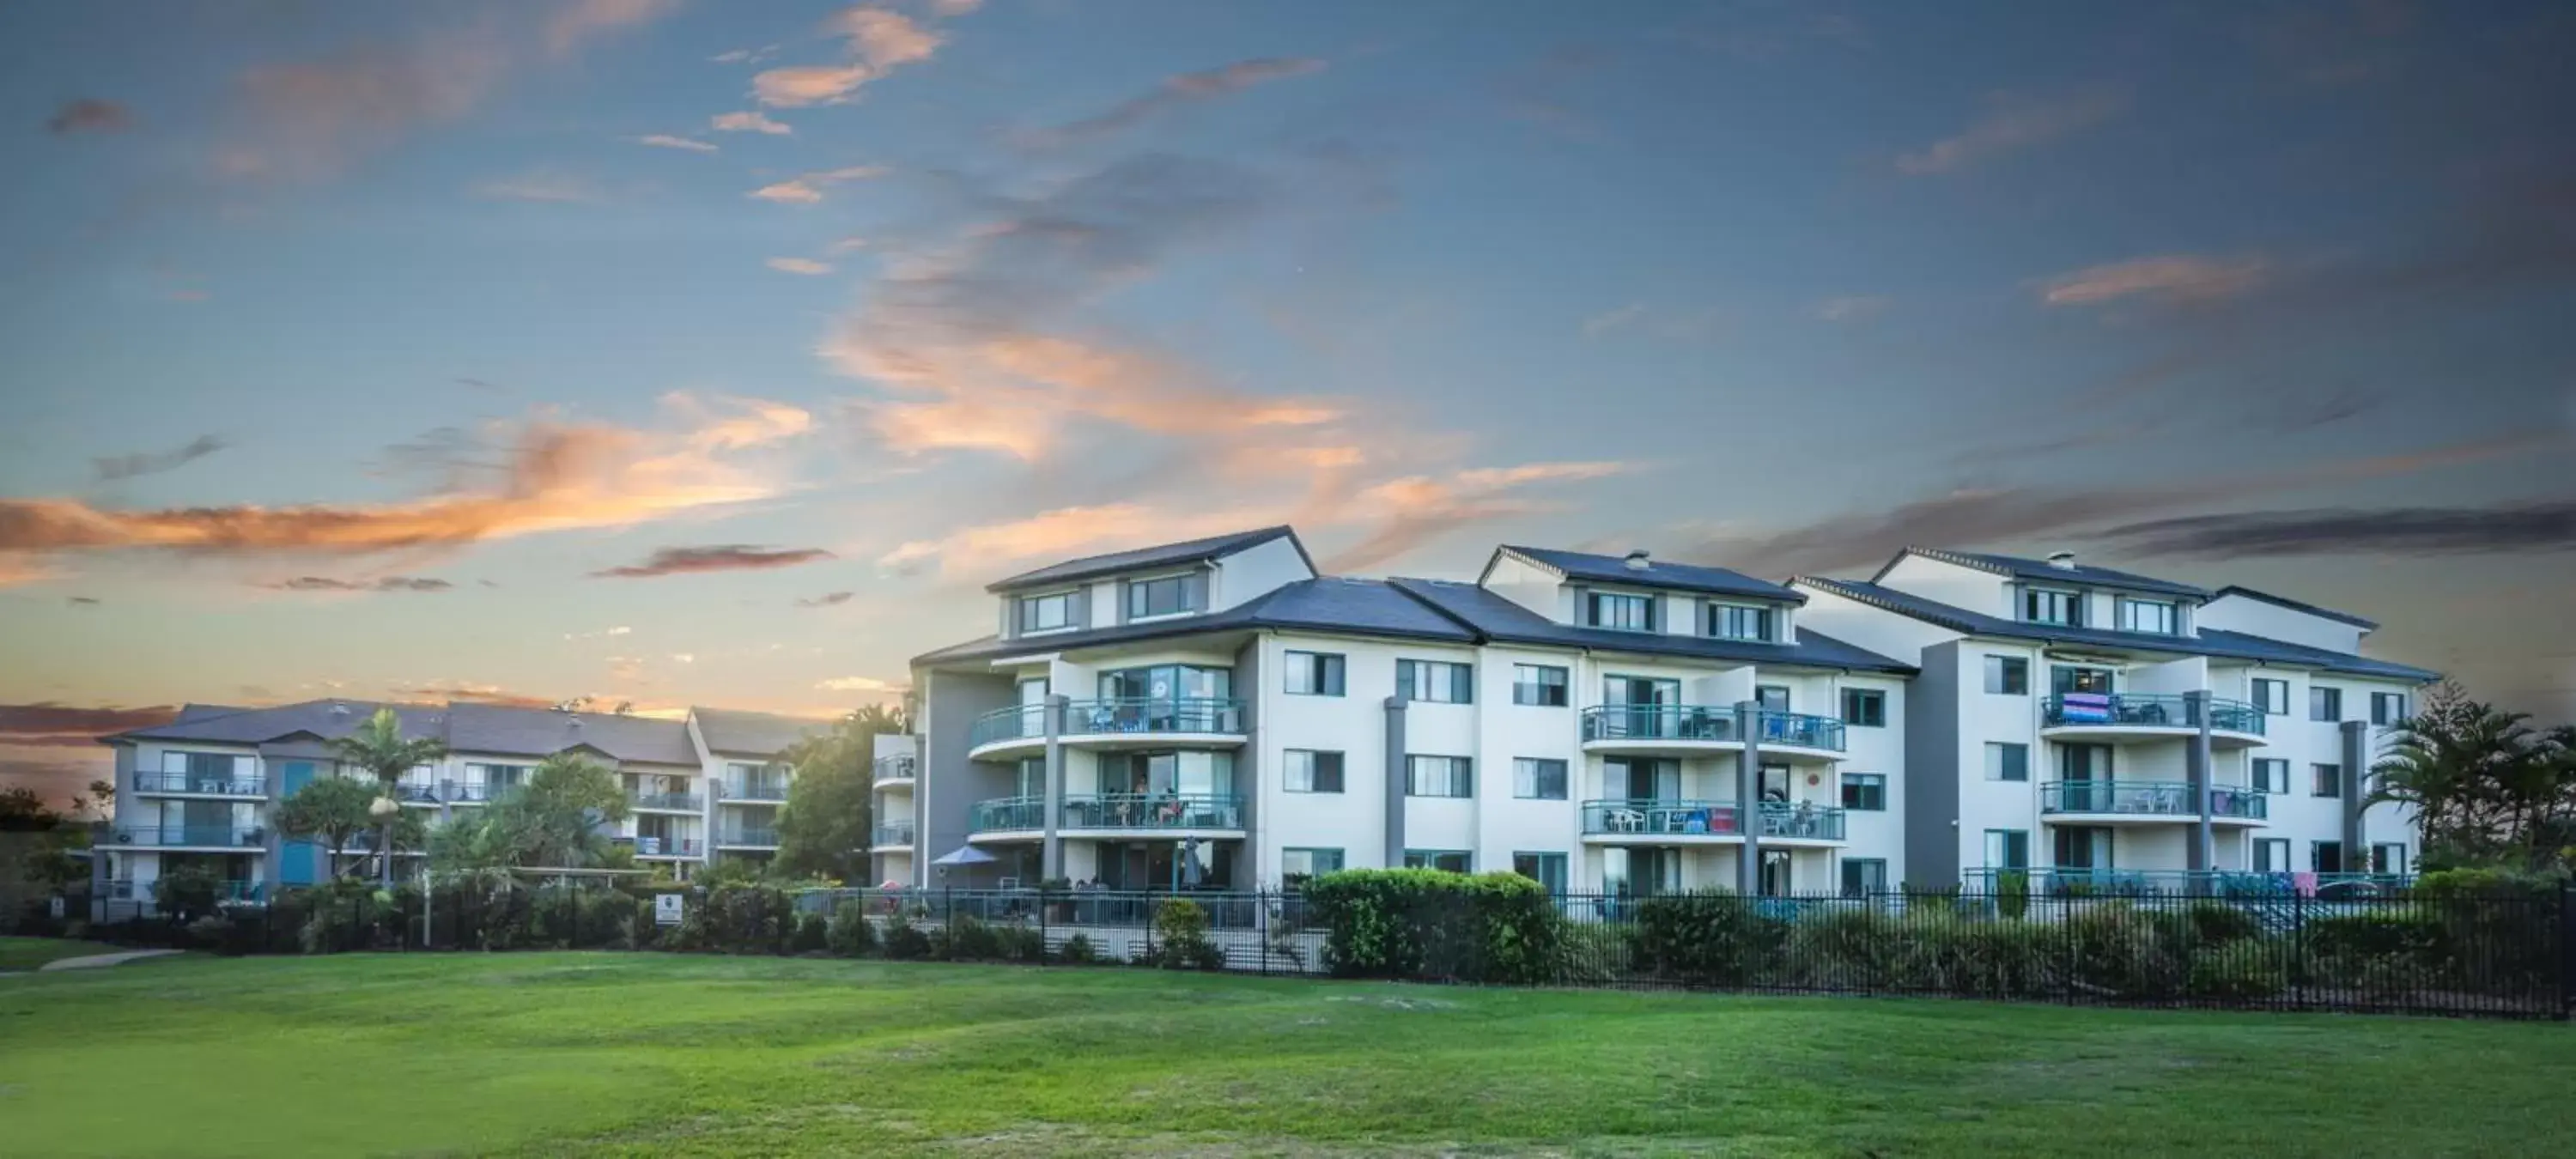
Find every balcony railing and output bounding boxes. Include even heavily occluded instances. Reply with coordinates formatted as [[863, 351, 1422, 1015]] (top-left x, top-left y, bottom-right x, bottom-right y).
[[718, 827, 780, 847], [1756, 800, 1846, 840], [872, 755, 917, 783], [1753, 710, 1846, 752], [969, 706, 1050, 749], [396, 784, 440, 804], [1579, 706, 1737, 743], [970, 795, 1045, 833], [132, 772, 266, 797], [632, 792, 704, 811], [1964, 867, 2412, 898], [632, 836, 703, 857], [969, 698, 1249, 749], [2041, 780, 2268, 820], [1583, 798, 1739, 835], [103, 879, 264, 902], [2043, 693, 2266, 737], [722, 783, 790, 803], [1062, 792, 1243, 831], [112, 825, 264, 848], [872, 823, 916, 846]]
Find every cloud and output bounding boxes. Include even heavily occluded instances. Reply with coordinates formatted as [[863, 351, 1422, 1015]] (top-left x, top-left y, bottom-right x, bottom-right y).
[[767, 257, 834, 276], [711, 45, 781, 65], [1018, 57, 1327, 147], [545, 0, 679, 57], [94, 434, 228, 482], [267, 575, 455, 592], [1814, 295, 1890, 323], [67, 596, 100, 606], [474, 171, 607, 203], [1895, 88, 2128, 175], [816, 676, 893, 692], [635, 134, 716, 152], [748, 164, 887, 203], [750, 5, 945, 107], [1580, 303, 1725, 341], [222, 34, 509, 181], [47, 98, 132, 136], [0, 702, 181, 747], [1322, 461, 1632, 572], [797, 591, 855, 607], [712, 111, 792, 135], [2087, 501, 2576, 560], [2041, 254, 2270, 306], [590, 544, 837, 579], [388, 682, 555, 709]]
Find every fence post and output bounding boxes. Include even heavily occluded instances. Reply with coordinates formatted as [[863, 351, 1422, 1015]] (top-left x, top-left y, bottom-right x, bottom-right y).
[[2558, 883, 2573, 1022], [1260, 888, 1271, 976], [2292, 889, 2307, 1010], [944, 886, 955, 962]]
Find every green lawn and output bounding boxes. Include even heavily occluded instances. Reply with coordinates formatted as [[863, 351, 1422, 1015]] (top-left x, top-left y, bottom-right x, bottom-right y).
[[3, 954, 2570, 1157], [0, 935, 134, 971]]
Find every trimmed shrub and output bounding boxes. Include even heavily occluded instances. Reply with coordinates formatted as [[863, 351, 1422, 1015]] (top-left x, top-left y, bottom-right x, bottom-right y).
[[2188, 940, 2285, 1000], [993, 921, 1048, 963], [2184, 901, 2261, 948], [1150, 899, 1226, 970], [1994, 871, 2030, 920], [2058, 902, 2191, 999], [881, 913, 932, 960], [672, 883, 799, 955], [1631, 889, 1787, 987], [825, 901, 878, 957], [792, 912, 830, 954], [1305, 869, 1563, 983], [1057, 931, 1099, 965], [940, 913, 1002, 961]]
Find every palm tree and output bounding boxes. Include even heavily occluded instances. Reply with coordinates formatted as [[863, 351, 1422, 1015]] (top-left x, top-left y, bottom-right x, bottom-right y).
[[2370, 682, 2543, 868], [328, 707, 448, 887]]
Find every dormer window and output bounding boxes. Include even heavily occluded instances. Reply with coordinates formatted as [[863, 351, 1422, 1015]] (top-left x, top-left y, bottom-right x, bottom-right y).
[[1017, 589, 1082, 634], [2021, 587, 2082, 627], [2118, 598, 2178, 634], [1586, 591, 1657, 632], [1706, 602, 1774, 642], [1123, 572, 1207, 622]]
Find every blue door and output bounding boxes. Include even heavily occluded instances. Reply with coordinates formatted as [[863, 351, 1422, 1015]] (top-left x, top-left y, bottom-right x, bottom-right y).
[[279, 762, 321, 884]]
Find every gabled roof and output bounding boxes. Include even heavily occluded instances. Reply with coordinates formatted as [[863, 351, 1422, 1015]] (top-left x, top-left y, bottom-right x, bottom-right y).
[[446, 702, 697, 766], [690, 707, 836, 758], [1794, 577, 2435, 682], [1885, 548, 2210, 599], [108, 700, 450, 747], [1387, 579, 1912, 674], [173, 703, 256, 724], [1492, 546, 1803, 604], [913, 576, 1476, 668], [2210, 586, 2380, 630], [986, 526, 1309, 593]]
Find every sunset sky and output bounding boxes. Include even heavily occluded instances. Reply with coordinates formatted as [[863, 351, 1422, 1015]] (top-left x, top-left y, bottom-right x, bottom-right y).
[[3, 0, 2571, 809]]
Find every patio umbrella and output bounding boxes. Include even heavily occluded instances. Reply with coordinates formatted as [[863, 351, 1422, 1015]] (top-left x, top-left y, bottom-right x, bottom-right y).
[[930, 845, 997, 867], [1179, 837, 1203, 889]]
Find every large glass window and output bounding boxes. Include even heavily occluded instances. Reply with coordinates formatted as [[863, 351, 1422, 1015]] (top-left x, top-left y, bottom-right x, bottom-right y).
[[2371, 843, 2407, 874], [2312, 762, 2342, 798], [2254, 838, 2291, 872], [1405, 755, 1473, 798], [1284, 651, 1345, 696], [1512, 852, 1567, 894], [1097, 750, 1235, 798], [1511, 664, 1568, 707], [1840, 773, 1886, 810], [1984, 655, 2028, 695], [1602, 757, 1680, 801], [1018, 590, 1079, 633], [1707, 603, 1773, 641], [1984, 828, 2031, 870], [1404, 849, 1472, 873], [1124, 572, 1207, 620], [1588, 591, 1656, 632], [1281, 846, 1343, 889], [1755, 685, 1791, 713], [1283, 749, 1343, 793], [2021, 587, 2081, 626], [2057, 743, 2112, 780], [1984, 742, 2028, 782], [1097, 664, 1232, 701], [2310, 687, 2343, 722], [1840, 688, 1886, 726], [1759, 850, 1793, 896], [1396, 659, 1473, 703], [2119, 598, 2177, 634], [2371, 692, 2409, 726], [1513, 757, 1567, 800], [2052, 665, 2114, 695], [2252, 677, 2290, 715], [1603, 847, 1680, 897], [2251, 758, 2288, 793], [2312, 840, 2346, 873], [1840, 858, 1886, 897]]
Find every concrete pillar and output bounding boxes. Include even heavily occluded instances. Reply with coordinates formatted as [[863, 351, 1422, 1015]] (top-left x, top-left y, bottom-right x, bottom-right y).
[[1735, 701, 1762, 895], [1042, 694, 1067, 881], [2185, 690, 2214, 877], [1383, 695, 1409, 867], [2340, 720, 2367, 868], [261, 758, 283, 893]]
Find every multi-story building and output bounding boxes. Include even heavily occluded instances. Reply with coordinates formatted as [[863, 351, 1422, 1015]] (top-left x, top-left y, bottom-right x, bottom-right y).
[[1791, 549, 2436, 891], [905, 528, 2438, 896], [95, 701, 830, 912]]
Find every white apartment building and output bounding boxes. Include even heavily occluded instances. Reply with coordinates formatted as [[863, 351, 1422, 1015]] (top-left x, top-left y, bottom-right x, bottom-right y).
[[905, 528, 2438, 897], [95, 701, 830, 912], [1791, 549, 2436, 892]]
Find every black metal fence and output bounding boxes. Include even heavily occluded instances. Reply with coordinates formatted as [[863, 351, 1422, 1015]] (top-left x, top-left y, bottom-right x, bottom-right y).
[[41, 884, 2571, 1021]]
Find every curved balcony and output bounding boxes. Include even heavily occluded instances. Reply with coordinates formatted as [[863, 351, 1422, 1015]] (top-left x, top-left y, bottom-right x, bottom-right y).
[[2040, 780, 2268, 824], [631, 836, 703, 858], [1578, 799, 1844, 845], [968, 697, 1249, 761], [872, 754, 917, 791], [1577, 706, 1844, 760], [969, 795, 1044, 835], [632, 792, 704, 813], [872, 822, 915, 850], [720, 783, 790, 803], [1060, 792, 1243, 836], [716, 827, 780, 849], [132, 772, 266, 798], [112, 825, 264, 850], [2041, 694, 2265, 749]]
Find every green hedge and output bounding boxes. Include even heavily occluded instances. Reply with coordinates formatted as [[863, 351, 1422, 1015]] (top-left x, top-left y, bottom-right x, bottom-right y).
[[1304, 869, 1561, 984]]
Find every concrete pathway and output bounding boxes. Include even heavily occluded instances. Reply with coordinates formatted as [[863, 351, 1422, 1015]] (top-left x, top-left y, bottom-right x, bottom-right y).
[[34, 949, 185, 972]]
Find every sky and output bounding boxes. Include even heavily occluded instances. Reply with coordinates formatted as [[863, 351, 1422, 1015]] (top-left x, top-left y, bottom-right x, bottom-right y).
[[3, 0, 2572, 810]]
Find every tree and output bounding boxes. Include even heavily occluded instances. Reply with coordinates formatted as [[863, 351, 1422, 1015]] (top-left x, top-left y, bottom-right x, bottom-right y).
[[775, 705, 906, 883], [275, 777, 424, 880], [153, 863, 222, 922], [430, 754, 632, 872], [0, 785, 64, 831], [2372, 682, 2576, 871], [327, 707, 447, 886]]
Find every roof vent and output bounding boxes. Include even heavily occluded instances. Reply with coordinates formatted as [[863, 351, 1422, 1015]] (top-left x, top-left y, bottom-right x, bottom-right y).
[[328, 701, 349, 716], [1623, 549, 1652, 572], [2044, 551, 2078, 571]]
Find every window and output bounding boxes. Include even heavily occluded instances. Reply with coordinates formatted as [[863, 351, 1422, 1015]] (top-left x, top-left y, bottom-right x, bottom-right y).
[[1839, 773, 1886, 811], [1755, 685, 1791, 713], [1840, 858, 1887, 897], [1396, 659, 1473, 704], [2312, 762, 2342, 798], [2057, 743, 2113, 780], [2052, 665, 2114, 695], [1588, 591, 1657, 632], [2370, 843, 2407, 875], [1839, 688, 1886, 727], [1707, 603, 1773, 641], [1984, 742, 2029, 782], [1511, 664, 1569, 707], [2118, 598, 2178, 634], [1283, 651, 1345, 696], [1512, 852, 1568, 894], [2251, 677, 2290, 715], [1284, 749, 1344, 793], [1123, 572, 1206, 620], [1405, 755, 1473, 798], [2371, 692, 2408, 726], [2254, 838, 2292, 873], [2310, 686, 2342, 722], [1281, 847, 1343, 889], [1984, 655, 2028, 695], [1017, 590, 1078, 633], [2251, 758, 2289, 793], [2021, 587, 2081, 626], [1984, 828, 2031, 870], [2312, 840, 2346, 874], [1405, 849, 1472, 873], [1513, 757, 1568, 800]]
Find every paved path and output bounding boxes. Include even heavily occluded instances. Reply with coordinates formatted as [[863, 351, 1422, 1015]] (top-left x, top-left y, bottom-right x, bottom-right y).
[[34, 950, 185, 972]]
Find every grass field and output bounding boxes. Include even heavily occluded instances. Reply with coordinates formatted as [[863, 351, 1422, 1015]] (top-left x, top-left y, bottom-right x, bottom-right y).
[[3, 952, 2571, 1157], [0, 936, 136, 971]]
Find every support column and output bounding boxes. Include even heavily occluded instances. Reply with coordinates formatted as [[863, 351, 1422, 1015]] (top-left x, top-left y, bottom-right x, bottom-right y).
[[2185, 690, 2214, 877], [2340, 720, 2367, 867], [1735, 701, 1762, 895], [1042, 694, 1067, 881], [1383, 695, 1409, 868]]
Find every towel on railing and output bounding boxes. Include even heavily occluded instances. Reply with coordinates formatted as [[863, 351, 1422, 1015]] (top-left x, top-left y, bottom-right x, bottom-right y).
[[2059, 692, 2114, 723]]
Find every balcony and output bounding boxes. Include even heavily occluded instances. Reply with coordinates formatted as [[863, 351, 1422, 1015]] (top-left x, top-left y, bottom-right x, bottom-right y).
[[395, 784, 440, 804], [968, 698, 1249, 759], [112, 825, 264, 849], [716, 827, 780, 848], [1753, 710, 1846, 757], [632, 792, 704, 812], [872, 822, 916, 848], [1964, 867, 2411, 899], [1577, 706, 1844, 759], [2040, 780, 2268, 823], [872, 754, 917, 789], [103, 879, 264, 902], [2041, 694, 2265, 748], [970, 795, 1044, 834], [721, 783, 791, 803], [1579, 799, 1844, 843], [132, 772, 265, 798], [1062, 792, 1243, 834], [632, 836, 703, 857]]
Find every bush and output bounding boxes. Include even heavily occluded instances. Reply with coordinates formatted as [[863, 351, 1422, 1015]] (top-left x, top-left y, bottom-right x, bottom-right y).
[[1631, 889, 1787, 987], [792, 912, 829, 954], [1994, 871, 2030, 920], [2058, 902, 2191, 999], [185, 913, 255, 956], [939, 913, 1003, 961], [826, 901, 878, 957], [1057, 931, 1099, 965], [298, 881, 406, 955], [2188, 940, 2285, 1000], [1149, 899, 1226, 970], [1305, 869, 1562, 983], [881, 914, 931, 960], [2184, 901, 2261, 948], [993, 920, 1047, 963], [679, 883, 799, 955]]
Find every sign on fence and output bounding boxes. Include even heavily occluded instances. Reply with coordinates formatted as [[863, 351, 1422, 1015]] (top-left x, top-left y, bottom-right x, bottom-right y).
[[655, 894, 684, 926], [49, 896, 65, 919]]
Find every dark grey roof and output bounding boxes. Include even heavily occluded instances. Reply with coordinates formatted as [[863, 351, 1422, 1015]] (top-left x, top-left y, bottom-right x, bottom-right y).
[[1891, 548, 2211, 599], [2211, 586, 2380, 630], [914, 576, 1476, 668], [1795, 577, 2436, 682], [446, 702, 697, 765], [986, 526, 1309, 593], [1388, 579, 1913, 674], [1494, 546, 1803, 604], [690, 707, 835, 758], [173, 703, 256, 724], [112, 700, 452, 747]]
